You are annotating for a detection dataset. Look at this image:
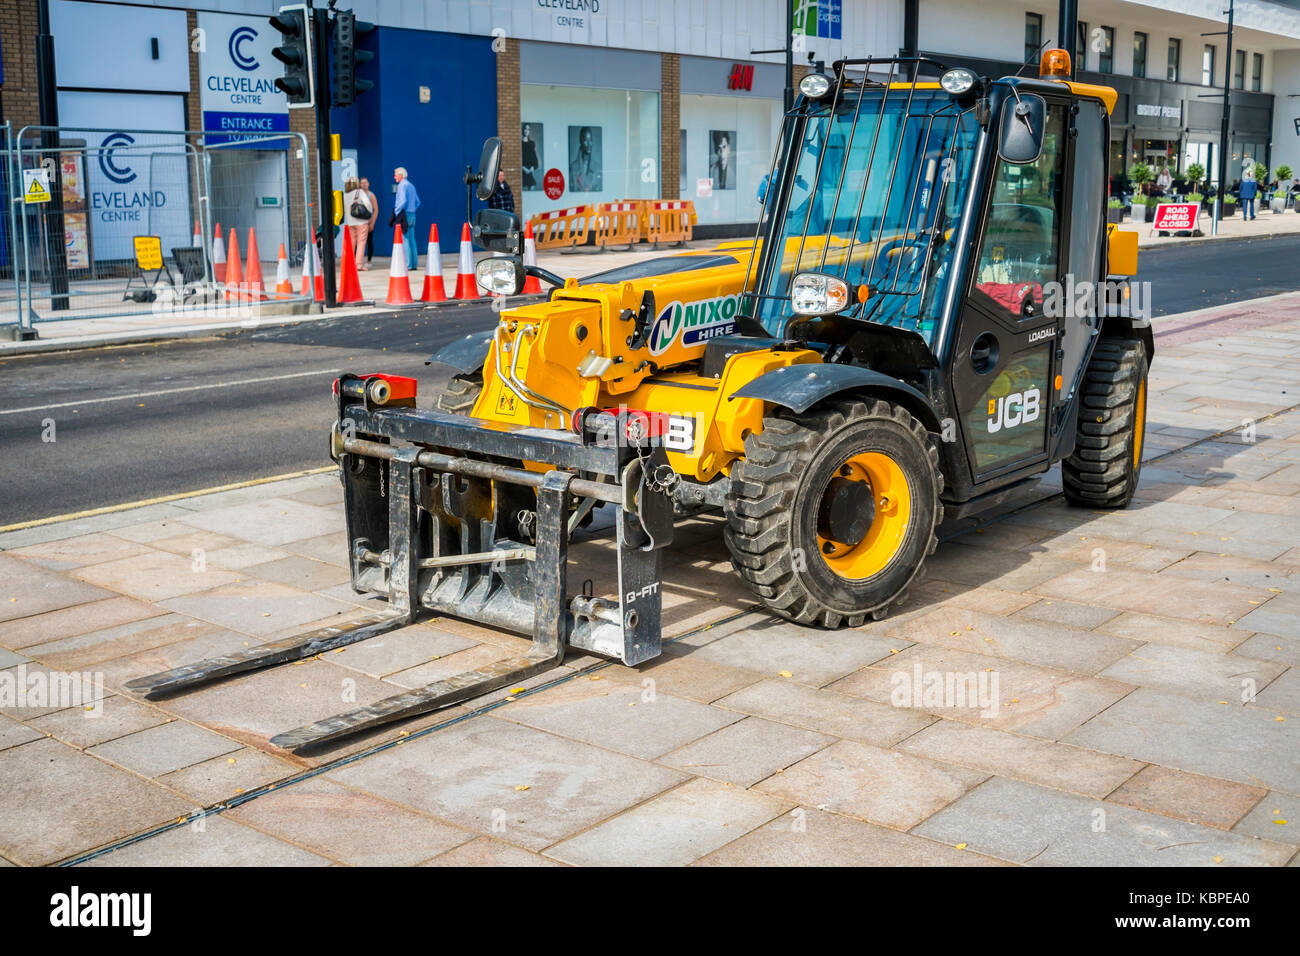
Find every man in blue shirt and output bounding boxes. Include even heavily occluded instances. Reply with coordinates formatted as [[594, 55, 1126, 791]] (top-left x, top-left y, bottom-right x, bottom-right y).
[[393, 167, 420, 270]]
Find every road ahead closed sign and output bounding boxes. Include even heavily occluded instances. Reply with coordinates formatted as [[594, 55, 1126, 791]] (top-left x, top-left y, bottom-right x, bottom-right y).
[[1152, 202, 1199, 231]]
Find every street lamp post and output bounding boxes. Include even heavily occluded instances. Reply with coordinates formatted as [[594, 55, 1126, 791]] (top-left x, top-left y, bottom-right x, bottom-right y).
[[1212, 0, 1235, 234]]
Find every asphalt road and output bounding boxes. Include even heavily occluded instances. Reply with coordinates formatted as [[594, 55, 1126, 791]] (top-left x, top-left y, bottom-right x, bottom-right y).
[[1, 233, 1296, 526]]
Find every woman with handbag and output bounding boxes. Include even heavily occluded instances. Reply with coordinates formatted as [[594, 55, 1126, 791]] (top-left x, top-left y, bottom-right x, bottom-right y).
[[343, 177, 374, 270]]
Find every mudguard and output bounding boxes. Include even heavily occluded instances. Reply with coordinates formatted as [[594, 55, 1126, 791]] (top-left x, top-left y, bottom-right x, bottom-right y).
[[730, 363, 941, 432], [427, 329, 494, 372]]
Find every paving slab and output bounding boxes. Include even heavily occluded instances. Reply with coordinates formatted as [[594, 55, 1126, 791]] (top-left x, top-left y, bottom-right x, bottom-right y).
[[714, 678, 935, 747], [327, 622, 477, 678], [1106, 765, 1266, 830], [0, 554, 115, 622], [1232, 591, 1300, 638], [0, 714, 44, 752], [79, 814, 331, 867], [159, 579, 356, 638], [1011, 599, 1121, 631], [328, 717, 686, 852], [598, 642, 764, 703], [0, 662, 110, 720], [1254, 665, 1300, 715], [179, 497, 345, 546], [694, 806, 1009, 866], [754, 739, 988, 830], [1095, 611, 1248, 654], [831, 645, 1135, 740], [7, 532, 155, 570], [0, 596, 167, 651], [71, 550, 239, 603], [545, 777, 789, 866], [1098, 643, 1287, 701], [88, 720, 242, 778], [22, 614, 223, 671], [244, 554, 352, 592], [155, 747, 299, 806], [1032, 567, 1265, 626], [687, 616, 897, 685], [0, 737, 191, 865], [227, 778, 475, 865], [658, 716, 832, 787], [914, 776, 1294, 866], [29, 694, 170, 749], [883, 606, 1139, 674], [0, 647, 29, 668], [1233, 631, 1300, 667], [1231, 791, 1300, 845], [494, 677, 742, 760], [1063, 687, 1300, 793], [896, 720, 1142, 799]]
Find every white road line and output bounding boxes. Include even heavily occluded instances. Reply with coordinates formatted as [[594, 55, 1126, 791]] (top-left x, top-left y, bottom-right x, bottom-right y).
[[0, 368, 342, 416]]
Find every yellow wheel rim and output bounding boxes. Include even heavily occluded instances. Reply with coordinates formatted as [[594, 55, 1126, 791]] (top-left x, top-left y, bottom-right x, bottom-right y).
[[816, 451, 911, 580], [1132, 378, 1146, 468]]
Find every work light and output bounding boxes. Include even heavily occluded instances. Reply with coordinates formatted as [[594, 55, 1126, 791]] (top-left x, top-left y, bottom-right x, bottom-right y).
[[476, 256, 524, 296], [791, 272, 850, 316], [940, 68, 976, 94], [799, 73, 834, 100]]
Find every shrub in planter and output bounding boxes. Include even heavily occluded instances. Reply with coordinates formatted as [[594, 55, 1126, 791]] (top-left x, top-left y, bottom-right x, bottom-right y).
[[1186, 163, 1206, 192], [1107, 197, 1125, 223]]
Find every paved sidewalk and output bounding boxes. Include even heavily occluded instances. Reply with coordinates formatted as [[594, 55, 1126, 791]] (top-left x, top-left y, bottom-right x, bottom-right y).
[[1133, 201, 1300, 247], [0, 296, 1297, 866]]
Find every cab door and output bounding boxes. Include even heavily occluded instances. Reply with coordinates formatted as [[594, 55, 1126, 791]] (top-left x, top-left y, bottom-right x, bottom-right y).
[[949, 99, 1069, 487]]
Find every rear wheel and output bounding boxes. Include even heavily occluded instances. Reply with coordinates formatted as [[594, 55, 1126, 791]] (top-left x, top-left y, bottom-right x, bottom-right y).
[[1062, 337, 1148, 508], [724, 398, 942, 628], [435, 371, 483, 415]]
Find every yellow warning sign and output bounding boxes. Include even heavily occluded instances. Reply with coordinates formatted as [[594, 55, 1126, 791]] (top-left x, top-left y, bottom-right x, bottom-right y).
[[23, 169, 51, 204], [133, 235, 164, 272]]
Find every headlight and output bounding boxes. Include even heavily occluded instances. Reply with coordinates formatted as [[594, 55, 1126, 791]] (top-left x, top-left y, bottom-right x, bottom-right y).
[[798, 73, 833, 100], [940, 67, 977, 94], [790, 272, 850, 316], [475, 256, 524, 296]]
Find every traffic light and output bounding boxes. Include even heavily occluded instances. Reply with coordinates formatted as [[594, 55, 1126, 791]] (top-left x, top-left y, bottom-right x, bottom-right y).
[[332, 10, 375, 108], [270, 4, 314, 108]]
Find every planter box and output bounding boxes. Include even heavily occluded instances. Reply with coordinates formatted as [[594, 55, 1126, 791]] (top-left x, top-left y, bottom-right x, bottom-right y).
[[1270, 197, 1286, 213], [1107, 208, 1125, 224], [1130, 203, 1148, 223]]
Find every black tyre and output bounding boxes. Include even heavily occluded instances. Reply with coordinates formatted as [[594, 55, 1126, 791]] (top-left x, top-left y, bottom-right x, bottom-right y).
[[435, 371, 483, 415], [724, 398, 943, 628], [1062, 337, 1148, 508]]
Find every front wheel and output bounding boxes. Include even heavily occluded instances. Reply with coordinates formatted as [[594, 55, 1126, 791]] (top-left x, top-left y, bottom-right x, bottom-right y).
[[1061, 337, 1149, 508], [724, 398, 943, 628]]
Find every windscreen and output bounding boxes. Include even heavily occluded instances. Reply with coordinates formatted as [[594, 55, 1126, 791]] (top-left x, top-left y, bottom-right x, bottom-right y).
[[748, 86, 980, 347]]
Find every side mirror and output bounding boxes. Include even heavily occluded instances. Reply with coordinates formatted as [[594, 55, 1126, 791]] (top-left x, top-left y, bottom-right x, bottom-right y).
[[472, 208, 521, 254], [476, 137, 502, 201], [997, 93, 1046, 165]]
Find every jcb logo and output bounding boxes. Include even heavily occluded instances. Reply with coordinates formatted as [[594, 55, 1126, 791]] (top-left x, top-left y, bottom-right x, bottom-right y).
[[987, 388, 1040, 433]]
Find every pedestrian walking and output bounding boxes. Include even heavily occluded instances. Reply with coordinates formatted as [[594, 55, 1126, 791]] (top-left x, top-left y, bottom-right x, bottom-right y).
[[343, 177, 373, 270], [391, 166, 420, 271], [360, 177, 379, 266], [489, 170, 515, 213]]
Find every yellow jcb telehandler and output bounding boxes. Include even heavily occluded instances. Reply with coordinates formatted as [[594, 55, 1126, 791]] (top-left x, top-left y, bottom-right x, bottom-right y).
[[128, 50, 1148, 751]]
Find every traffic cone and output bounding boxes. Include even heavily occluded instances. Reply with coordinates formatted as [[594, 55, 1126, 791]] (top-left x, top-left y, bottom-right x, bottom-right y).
[[338, 226, 366, 304], [385, 223, 416, 306], [522, 220, 542, 294], [300, 242, 324, 301], [224, 229, 242, 301], [274, 243, 293, 298], [212, 223, 227, 283], [243, 227, 266, 301], [192, 219, 202, 252], [420, 224, 448, 302], [453, 223, 478, 300]]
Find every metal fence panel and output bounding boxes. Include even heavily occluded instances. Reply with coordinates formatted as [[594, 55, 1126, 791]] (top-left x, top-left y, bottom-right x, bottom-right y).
[[3, 125, 316, 330]]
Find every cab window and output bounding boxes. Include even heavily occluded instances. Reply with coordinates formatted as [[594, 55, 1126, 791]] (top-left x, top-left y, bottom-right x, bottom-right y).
[[971, 103, 1066, 321]]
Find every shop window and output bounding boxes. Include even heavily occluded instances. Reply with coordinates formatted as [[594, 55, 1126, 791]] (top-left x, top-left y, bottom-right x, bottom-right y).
[[1167, 38, 1181, 82], [973, 105, 1066, 323], [1202, 44, 1215, 86], [1098, 27, 1114, 73], [1252, 53, 1263, 92], [680, 92, 783, 225], [517, 85, 660, 219], [1076, 22, 1088, 71], [1133, 32, 1147, 78], [1233, 50, 1245, 89], [1025, 12, 1043, 65]]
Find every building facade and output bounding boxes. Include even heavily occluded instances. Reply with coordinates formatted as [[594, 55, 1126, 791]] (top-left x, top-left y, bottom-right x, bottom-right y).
[[3, 0, 1300, 248]]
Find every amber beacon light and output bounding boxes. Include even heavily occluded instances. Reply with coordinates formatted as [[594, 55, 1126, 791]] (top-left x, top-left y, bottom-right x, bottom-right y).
[[1040, 48, 1071, 78]]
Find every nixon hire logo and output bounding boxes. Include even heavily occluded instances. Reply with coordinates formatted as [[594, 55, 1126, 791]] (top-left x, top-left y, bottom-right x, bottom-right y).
[[647, 294, 739, 356], [229, 25, 259, 70]]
